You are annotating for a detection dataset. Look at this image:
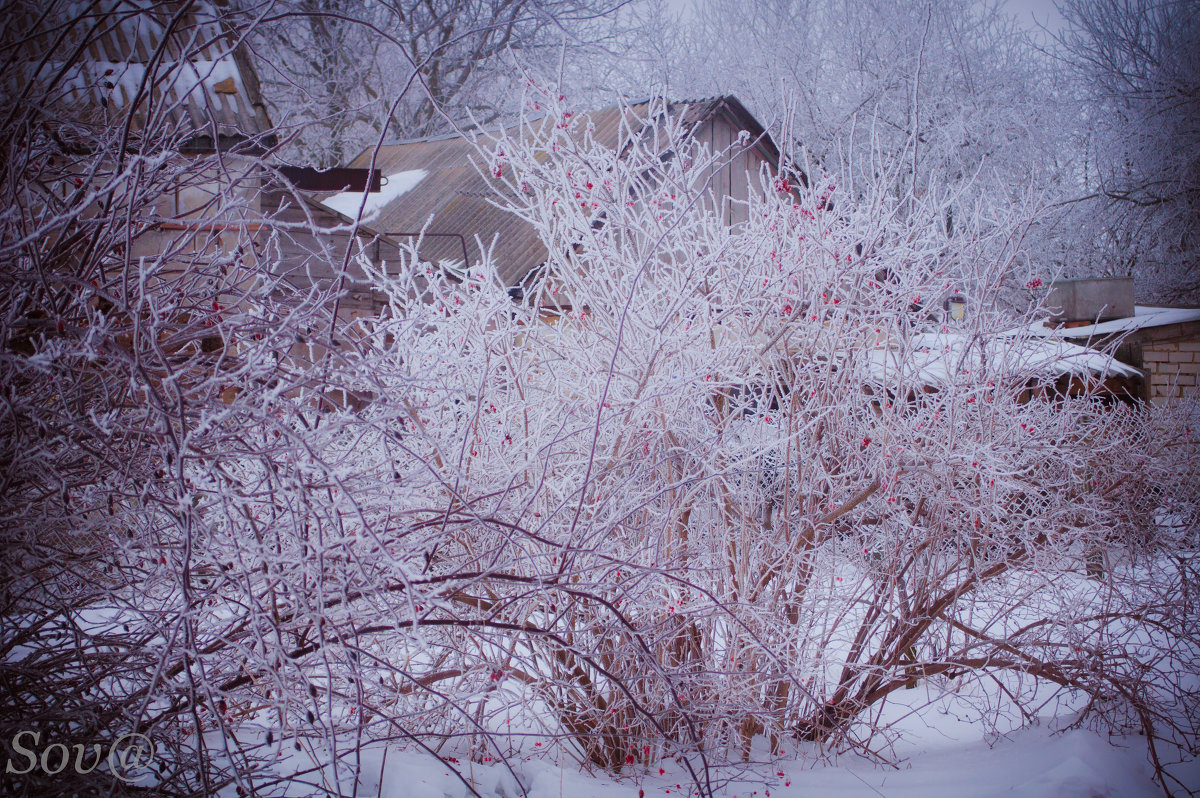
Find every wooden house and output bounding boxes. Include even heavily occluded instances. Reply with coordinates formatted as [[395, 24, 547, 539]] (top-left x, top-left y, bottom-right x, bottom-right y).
[[9, 1, 277, 267], [331, 96, 784, 297], [11, 2, 410, 329]]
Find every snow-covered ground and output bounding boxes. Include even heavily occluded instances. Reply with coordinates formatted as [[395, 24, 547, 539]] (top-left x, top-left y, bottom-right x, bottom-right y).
[[342, 725, 1183, 798], [228, 682, 1198, 798]]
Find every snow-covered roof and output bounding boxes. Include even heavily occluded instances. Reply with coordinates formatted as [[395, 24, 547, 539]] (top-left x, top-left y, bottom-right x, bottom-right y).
[[1030, 306, 1200, 339], [865, 331, 1141, 386], [319, 170, 427, 221], [9, 2, 272, 148], [345, 96, 779, 287]]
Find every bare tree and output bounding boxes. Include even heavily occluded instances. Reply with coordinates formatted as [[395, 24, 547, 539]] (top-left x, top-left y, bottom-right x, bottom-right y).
[[674, 0, 1068, 207], [473, 90, 1199, 793], [1056, 0, 1200, 303], [241, 0, 637, 166]]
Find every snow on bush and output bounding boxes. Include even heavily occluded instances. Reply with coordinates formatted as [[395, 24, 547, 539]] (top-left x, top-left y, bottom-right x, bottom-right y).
[[2, 32, 1198, 793]]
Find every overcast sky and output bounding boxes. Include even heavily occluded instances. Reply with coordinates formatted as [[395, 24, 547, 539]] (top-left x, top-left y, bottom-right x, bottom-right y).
[[1004, 0, 1067, 32]]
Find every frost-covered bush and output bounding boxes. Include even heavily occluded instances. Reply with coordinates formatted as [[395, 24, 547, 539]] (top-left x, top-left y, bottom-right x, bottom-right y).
[[432, 91, 1200, 787], [2, 24, 1198, 793]]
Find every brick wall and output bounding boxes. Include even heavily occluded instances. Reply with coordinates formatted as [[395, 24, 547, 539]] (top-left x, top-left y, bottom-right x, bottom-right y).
[[1143, 338, 1200, 404]]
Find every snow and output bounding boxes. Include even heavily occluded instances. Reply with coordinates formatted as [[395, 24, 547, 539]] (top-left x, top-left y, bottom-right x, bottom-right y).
[[1005, 335, 1142, 378], [865, 331, 1142, 385], [320, 169, 427, 221], [1030, 305, 1200, 339], [248, 726, 1177, 798], [212, 671, 1197, 798], [773, 729, 1164, 798], [38, 58, 245, 116]]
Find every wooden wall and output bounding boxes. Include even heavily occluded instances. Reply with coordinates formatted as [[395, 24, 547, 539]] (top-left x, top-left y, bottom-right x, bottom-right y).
[[692, 114, 774, 226]]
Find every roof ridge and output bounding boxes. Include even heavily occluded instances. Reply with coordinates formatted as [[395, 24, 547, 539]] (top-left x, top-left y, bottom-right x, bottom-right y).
[[377, 95, 749, 150]]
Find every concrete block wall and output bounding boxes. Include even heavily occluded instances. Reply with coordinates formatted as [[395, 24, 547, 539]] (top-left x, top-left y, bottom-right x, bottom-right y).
[[1046, 277, 1135, 323], [1143, 339, 1200, 404]]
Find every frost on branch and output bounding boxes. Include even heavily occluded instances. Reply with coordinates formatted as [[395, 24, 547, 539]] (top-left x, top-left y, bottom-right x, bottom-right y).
[[456, 91, 1200, 781], [1, 53, 1198, 798]]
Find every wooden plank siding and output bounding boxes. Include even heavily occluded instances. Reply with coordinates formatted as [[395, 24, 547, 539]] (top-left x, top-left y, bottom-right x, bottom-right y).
[[690, 115, 772, 227]]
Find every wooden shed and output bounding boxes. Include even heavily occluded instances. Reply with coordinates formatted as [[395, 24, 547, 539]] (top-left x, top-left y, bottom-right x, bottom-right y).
[[331, 96, 784, 291]]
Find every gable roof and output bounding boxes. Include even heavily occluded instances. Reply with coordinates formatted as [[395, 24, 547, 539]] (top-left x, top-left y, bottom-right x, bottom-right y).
[[6, 0, 273, 152], [338, 96, 780, 287]]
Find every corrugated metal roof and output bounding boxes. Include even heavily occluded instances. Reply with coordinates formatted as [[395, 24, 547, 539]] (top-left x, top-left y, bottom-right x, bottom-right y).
[[7, 0, 273, 150], [344, 96, 779, 287]]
